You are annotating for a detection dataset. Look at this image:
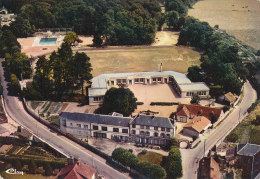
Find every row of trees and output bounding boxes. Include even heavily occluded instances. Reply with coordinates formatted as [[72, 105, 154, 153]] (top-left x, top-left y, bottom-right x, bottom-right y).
[[0, 26, 32, 95], [24, 41, 92, 100], [1, 0, 162, 45], [178, 17, 249, 96], [112, 148, 166, 179]]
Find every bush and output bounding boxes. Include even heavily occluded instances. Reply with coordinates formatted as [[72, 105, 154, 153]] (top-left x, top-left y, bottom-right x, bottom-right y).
[[140, 150, 147, 155], [247, 101, 259, 113], [226, 132, 238, 143], [223, 105, 230, 113], [136, 102, 144, 105], [150, 102, 179, 106]]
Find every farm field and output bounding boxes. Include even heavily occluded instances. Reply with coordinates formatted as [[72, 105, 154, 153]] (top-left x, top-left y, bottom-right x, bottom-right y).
[[83, 46, 201, 77], [189, 0, 260, 49]]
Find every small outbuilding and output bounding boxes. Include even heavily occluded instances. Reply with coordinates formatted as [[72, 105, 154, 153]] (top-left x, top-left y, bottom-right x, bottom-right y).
[[182, 116, 211, 138]]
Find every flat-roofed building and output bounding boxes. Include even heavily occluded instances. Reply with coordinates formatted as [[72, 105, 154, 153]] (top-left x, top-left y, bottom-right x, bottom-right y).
[[88, 71, 209, 105]]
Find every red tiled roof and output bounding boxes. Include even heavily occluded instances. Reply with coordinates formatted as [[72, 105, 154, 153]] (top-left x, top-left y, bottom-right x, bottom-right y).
[[184, 116, 211, 132], [57, 161, 96, 179], [177, 105, 189, 117], [177, 104, 222, 118]]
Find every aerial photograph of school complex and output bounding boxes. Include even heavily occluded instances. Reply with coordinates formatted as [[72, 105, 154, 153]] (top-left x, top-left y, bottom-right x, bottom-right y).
[[0, 0, 259, 178]]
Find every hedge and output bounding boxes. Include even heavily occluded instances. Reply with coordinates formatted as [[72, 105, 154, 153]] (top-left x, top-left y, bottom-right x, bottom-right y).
[[150, 102, 179, 106]]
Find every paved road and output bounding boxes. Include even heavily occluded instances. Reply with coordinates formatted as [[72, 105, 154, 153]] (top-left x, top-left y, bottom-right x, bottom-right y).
[[0, 59, 129, 179], [181, 81, 257, 179]]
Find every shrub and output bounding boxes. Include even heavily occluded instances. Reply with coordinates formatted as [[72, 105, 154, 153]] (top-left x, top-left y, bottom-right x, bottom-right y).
[[150, 102, 179, 106], [136, 102, 144, 105], [223, 105, 230, 113], [247, 101, 259, 113], [226, 132, 238, 143], [140, 150, 147, 155]]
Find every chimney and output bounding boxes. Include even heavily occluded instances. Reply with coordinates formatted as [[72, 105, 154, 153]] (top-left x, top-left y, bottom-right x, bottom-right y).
[[158, 63, 163, 72]]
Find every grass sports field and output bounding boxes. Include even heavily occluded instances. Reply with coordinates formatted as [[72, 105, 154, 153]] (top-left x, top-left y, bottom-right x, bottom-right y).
[[82, 46, 201, 77]]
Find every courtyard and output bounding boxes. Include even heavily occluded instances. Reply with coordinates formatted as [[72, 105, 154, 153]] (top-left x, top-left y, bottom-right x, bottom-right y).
[[128, 83, 190, 117]]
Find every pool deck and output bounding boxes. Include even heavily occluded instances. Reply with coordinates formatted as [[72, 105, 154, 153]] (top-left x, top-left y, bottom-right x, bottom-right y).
[[18, 35, 93, 57]]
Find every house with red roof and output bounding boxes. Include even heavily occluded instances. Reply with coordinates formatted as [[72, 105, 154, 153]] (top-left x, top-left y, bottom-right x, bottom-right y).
[[175, 104, 223, 123], [57, 160, 96, 179]]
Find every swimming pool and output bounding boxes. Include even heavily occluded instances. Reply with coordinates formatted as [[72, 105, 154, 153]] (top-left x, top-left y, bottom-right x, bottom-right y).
[[39, 38, 57, 45]]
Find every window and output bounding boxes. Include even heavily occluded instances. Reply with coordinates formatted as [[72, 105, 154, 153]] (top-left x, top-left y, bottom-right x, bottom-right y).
[[140, 131, 145, 135], [186, 92, 191, 96], [153, 78, 156, 82], [158, 77, 162, 82], [161, 127, 165, 131], [146, 126, 150, 129], [113, 128, 119, 132], [164, 78, 167, 83], [132, 130, 136, 134], [140, 125, 144, 129], [166, 134, 170, 138], [122, 79, 126, 84], [93, 125, 98, 130], [146, 132, 150, 136], [161, 133, 165, 138], [154, 126, 158, 131], [84, 125, 88, 129], [166, 128, 170, 132], [132, 124, 136, 128], [111, 81, 114, 85], [140, 78, 144, 82], [122, 129, 128, 133], [117, 79, 121, 84], [94, 96, 103, 101], [102, 126, 107, 131], [77, 124, 81, 128], [154, 132, 158, 137], [135, 79, 139, 83]]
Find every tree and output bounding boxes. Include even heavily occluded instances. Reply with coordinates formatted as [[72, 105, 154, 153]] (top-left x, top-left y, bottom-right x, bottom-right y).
[[93, 34, 103, 47], [33, 55, 53, 99], [169, 137, 179, 148], [63, 32, 79, 45], [101, 87, 137, 116], [112, 148, 139, 170], [73, 52, 92, 95], [166, 11, 179, 29], [164, 147, 183, 179], [28, 160, 37, 174], [190, 94, 200, 104], [138, 162, 166, 179], [226, 133, 238, 143], [187, 66, 204, 82], [10, 74, 21, 95], [10, 16, 34, 37]]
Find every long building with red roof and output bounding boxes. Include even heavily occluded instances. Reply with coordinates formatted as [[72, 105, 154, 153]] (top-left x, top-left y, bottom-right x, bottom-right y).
[[175, 104, 223, 123]]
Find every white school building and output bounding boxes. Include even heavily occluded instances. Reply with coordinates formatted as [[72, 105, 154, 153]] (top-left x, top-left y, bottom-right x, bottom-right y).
[[88, 70, 209, 105]]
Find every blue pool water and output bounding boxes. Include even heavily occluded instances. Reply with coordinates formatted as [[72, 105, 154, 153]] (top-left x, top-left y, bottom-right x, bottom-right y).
[[39, 38, 57, 45]]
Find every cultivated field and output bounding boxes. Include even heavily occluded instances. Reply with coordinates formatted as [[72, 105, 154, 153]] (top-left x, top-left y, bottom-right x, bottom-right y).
[[189, 0, 260, 49], [83, 47, 201, 77]]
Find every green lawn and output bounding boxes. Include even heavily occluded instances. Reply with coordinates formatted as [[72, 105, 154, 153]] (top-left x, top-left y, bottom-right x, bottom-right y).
[[137, 151, 164, 166], [225, 102, 260, 144], [249, 126, 260, 144], [47, 115, 59, 126]]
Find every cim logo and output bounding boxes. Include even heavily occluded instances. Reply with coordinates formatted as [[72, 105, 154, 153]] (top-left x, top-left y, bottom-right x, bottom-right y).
[[5, 168, 24, 175]]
